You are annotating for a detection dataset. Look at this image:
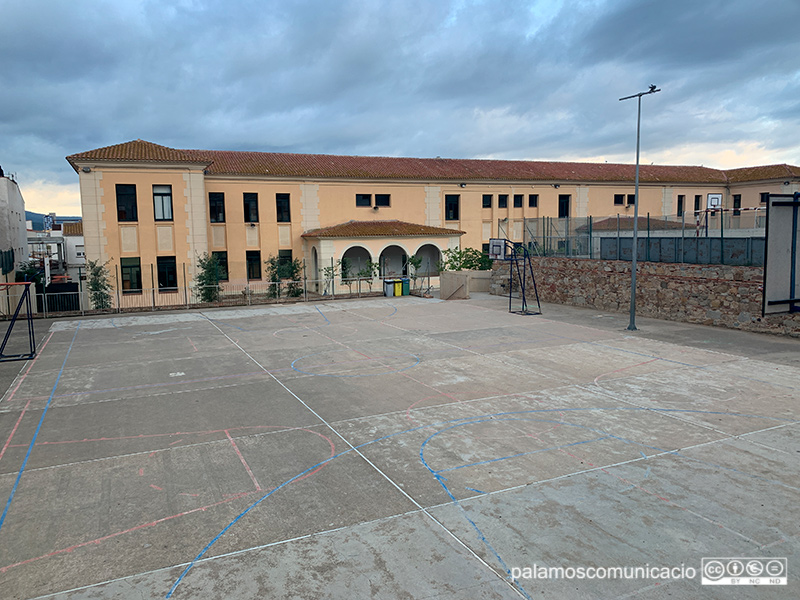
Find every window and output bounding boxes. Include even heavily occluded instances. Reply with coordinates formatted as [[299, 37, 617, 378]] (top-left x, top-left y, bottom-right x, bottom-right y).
[[627, 194, 636, 205], [244, 193, 259, 223], [760, 192, 769, 204], [614, 194, 625, 206], [513, 194, 523, 208], [677, 195, 684, 217], [120, 257, 142, 293], [76, 245, 85, 258], [116, 184, 138, 222], [212, 251, 228, 281], [153, 185, 173, 221], [246, 251, 261, 280], [209, 192, 225, 223], [276, 193, 291, 222], [482, 243, 490, 255], [356, 194, 372, 207], [528, 194, 538, 208], [694, 195, 702, 212], [558, 195, 571, 218], [156, 256, 177, 291], [733, 194, 741, 216], [375, 194, 391, 207], [498, 194, 508, 208], [445, 195, 460, 220], [278, 249, 293, 267], [482, 194, 492, 208]]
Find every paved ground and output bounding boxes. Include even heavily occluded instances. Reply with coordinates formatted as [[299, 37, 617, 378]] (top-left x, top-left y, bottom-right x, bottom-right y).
[[0, 294, 797, 599]]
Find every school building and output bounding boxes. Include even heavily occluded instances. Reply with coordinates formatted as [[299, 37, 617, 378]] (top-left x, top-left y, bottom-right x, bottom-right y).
[[66, 140, 800, 294]]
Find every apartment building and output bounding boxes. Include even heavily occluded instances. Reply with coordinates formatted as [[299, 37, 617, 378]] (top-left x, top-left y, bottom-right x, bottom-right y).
[[67, 140, 800, 293]]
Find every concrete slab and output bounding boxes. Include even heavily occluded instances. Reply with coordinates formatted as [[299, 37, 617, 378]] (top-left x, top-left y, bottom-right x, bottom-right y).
[[0, 295, 797, 599]]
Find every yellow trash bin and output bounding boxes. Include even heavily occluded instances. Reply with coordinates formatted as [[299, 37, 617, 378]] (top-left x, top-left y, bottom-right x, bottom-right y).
[[393, 280, 402, 296]]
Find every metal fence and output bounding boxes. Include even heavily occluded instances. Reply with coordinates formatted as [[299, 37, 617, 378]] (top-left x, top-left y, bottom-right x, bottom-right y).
[[1, 276, 430, 320], [513, 209, 767, 266]]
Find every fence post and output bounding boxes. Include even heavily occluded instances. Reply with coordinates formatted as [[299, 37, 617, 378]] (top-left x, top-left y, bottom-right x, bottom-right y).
[[183, 263, 189, 307], [680, 210, 685, 263], [115, 264, 121, 313], [646, 213, 650, 262], [720, 208, 725, 265], [150, 264, 156, 309], [302, 259, 308, 302]]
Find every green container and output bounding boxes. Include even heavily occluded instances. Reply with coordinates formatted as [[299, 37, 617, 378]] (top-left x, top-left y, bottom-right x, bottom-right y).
[[393, 281, 402, 296], [401, 278, 410, 295]]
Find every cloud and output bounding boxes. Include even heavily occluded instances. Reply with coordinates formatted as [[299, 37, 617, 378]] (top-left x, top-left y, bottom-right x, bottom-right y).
[[1, 0, 798, 218]]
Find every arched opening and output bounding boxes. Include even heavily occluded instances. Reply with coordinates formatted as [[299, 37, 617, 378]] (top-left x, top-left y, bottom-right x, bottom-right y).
[[311, 246, 319, 290], [341, 246, 371, 279], [379, 245, 407, 277], [414, 244, 441, 276]]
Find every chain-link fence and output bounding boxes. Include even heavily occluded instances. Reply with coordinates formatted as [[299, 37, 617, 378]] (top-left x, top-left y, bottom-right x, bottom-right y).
[[511, 209, 766, 265]]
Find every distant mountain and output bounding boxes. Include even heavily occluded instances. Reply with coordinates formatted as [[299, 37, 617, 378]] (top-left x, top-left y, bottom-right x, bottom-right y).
[[25, 211, 81, 231]]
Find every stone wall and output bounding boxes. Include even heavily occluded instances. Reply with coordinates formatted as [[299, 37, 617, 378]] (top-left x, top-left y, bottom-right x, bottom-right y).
[[491, 257, 800, 336]]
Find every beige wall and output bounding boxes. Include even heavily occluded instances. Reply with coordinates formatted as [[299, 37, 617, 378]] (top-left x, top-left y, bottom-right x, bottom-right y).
[[73, 159, 790, 292]]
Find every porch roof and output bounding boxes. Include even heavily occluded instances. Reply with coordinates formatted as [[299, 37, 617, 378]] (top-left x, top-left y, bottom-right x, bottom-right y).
[[301, 220, 465, 238]]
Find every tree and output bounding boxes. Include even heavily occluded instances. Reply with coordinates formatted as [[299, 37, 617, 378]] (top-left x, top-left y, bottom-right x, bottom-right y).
[[406, 255, 423, 292], [265, 255, 303, 297], [195, 253, 221, 303], [355, 259, 380, 292], [438, 247, 492, 272], [86, 259, 113, 309], [15, 260, 44, 284]]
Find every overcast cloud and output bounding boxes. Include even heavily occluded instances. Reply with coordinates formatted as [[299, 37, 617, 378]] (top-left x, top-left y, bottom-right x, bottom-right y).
[[1, 0, 799, 213]]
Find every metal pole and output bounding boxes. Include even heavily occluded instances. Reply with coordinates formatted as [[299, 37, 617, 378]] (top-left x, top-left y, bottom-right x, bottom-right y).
[[619, 84, 660, 331]]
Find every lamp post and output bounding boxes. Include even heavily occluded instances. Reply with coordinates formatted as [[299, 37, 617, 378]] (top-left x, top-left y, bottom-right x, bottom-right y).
[[619, 84, 660, 331]]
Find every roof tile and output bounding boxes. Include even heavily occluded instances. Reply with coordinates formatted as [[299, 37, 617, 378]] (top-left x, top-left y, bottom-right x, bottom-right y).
[[301, 220, 465, 238]]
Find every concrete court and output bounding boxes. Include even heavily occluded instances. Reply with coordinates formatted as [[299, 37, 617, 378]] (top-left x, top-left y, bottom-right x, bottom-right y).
[[0, 293, 797, 599]]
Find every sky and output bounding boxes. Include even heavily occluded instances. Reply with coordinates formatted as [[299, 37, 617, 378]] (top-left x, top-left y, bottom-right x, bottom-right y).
[[2, 0, 799, 215]]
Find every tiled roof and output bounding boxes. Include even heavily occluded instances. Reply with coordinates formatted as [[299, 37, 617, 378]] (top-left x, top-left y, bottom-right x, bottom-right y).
[[66, 140, 800, 185], [722, 164, 800, 183], [62, 221, 83, 236], [301, 220, 465, 238], [585, 216, 685, 232], [66, 140, 212, 170]]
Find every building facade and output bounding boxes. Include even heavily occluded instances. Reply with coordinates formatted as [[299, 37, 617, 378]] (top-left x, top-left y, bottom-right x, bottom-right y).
[[67, 140, 800, 296]]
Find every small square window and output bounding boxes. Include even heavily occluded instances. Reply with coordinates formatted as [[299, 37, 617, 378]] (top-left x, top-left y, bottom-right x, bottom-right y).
[[498, 194, 508, 209], [614, 194, 624, 205], [482, 194, 492, 208], [375, 194, 390, 207], [356, 194, 371, 207], [627, 194, 636, 205], [528, 194, 538, 208], [513, 194, 523, 208], [760, 192, 769, 204]]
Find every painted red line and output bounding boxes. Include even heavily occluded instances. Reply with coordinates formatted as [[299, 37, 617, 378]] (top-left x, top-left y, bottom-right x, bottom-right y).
[[138, 468, 144, 476], [0, 334, 56, 464], [150, 484, 163, 491], [169, 439, 184, 446], [593, 358, 660, 385], [186, 336, 198, 352], [225, 430, 261, 492], [0, 492, 256, 574], [2, 332, 54, 405], [0, 428, 337, 575]]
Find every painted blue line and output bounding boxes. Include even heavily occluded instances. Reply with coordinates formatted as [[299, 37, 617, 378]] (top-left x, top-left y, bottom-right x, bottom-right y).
[[435, 436, 608, 474], [465, 487, 486, 495], [314, 305, 330, 324], [166, 406, 792, 597], [0, 324, 81, 536]]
